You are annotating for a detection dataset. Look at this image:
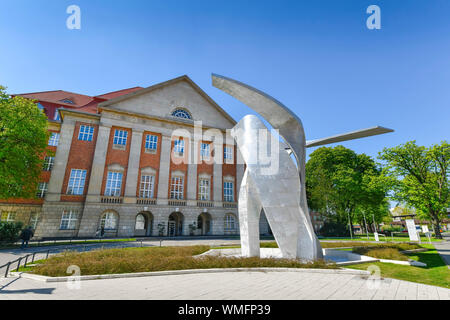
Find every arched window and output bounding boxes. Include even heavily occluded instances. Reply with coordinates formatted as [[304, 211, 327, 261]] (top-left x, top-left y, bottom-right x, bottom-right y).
[[171, 109, 192, 120], [100, 211, 118, 230], [135, 214, 146, 230], [224, 213, 236, 231]]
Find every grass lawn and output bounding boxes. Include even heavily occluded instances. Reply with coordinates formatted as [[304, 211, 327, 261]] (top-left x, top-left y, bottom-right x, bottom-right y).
[[346, 244, 450, 289], [26, 245, 337, 277], [319, 236, 442, 242], [214, 241, 422, 250]]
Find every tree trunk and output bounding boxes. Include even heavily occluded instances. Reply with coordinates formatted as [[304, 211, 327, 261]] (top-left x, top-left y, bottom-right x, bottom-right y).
[[348, 212, 354, 237], [432, 215, 443, 239]]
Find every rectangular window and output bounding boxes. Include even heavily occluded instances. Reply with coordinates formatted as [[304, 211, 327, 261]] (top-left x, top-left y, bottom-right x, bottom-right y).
[[30, 213, 39, 229], [78, 125, 95, 141], [198, 179, 210, 201], [67, 169, 87, 195], [145, 134, 158, 152], [105, 172, 123, 196], [170, 176, 184, 200], [60, 210, 78, 230], [224, 146, 233, 161], [224, 181, 234, 202], [113, 129, 128, 146], [48, 133, 60, 146], [139, 175, 155, 198], [54, 109, 61, 121], [43, 156, 55, 171], [1, 212, 16, 222], [201, 143, 210, 160], [36, 182, 48, 198], [173, 139, 184, 155]]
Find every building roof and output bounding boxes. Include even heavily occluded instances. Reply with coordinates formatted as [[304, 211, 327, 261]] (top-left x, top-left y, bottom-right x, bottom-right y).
[[17, 90, 93, 108], [14, 87, 145, 114], [15, 77, 236, 125]]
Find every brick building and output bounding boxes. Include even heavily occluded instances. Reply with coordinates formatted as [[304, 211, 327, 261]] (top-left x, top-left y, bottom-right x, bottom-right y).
[[1, 75, 270, 239]]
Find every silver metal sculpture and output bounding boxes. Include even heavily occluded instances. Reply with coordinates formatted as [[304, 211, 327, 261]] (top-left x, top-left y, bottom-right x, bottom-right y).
[[212, 73, 394, 261]]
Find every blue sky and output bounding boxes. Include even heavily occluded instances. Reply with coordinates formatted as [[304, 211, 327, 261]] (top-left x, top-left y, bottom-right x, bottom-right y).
[[1, 0, 449, 160]]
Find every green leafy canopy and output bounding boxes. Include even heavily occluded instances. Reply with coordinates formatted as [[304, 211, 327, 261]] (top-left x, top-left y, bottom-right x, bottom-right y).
[[378, 140, 449, 238], [306, 145, 391, 230], [0, 86, 50, 199]]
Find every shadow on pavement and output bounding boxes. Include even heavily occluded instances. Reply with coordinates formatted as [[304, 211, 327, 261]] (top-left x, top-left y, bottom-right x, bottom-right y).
[[0, 277, 55, 295], [0, 288, 55, 295]]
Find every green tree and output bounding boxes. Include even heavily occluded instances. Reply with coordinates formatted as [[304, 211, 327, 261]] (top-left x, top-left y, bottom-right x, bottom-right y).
[[379, 141, 449, 239], [306, 146, 390, 237], [0, 221, 24, 244], [0, 86, 49, 199]]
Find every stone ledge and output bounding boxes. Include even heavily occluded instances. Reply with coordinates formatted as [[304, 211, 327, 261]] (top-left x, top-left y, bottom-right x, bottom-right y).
[[10, 267, 370, 283]]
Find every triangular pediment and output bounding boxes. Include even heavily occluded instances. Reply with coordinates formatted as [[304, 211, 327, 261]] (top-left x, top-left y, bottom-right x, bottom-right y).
[[98, 75, 236, 129]]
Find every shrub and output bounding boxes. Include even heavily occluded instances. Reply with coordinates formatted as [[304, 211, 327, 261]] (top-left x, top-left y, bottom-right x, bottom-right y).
[[31, 245, 337, 277], [0, 221, 24, 244], [319, 221, 350, 237], [353, 247, 408, 261], [352, 243, 422, 261], [380, 225, 404, 234]]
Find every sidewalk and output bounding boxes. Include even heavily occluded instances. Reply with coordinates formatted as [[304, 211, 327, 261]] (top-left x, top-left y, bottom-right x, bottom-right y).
[[433, 233, 450, 268], [0, 270, 448, 300]]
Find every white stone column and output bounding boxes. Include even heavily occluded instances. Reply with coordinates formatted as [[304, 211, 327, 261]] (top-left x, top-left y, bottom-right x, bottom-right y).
[[46, 119, 76, 202], [156, 135, 172, 205], [86, 125, 111, 202], [186, 140, 197, 205], [123, 130, 143, 204], [213, 145, 223, 205]]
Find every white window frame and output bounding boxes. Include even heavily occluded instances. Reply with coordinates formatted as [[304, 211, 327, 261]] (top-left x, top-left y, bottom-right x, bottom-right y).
[[139, 175, 155, 199], [224, 146, 233, 161], [145, 134, 158, 152], [224, 181, 234, 202], [54, 109, 61, 121], [173, 139, 185, 156], [170, 176, 184, 200], [1, 212, 16, 222], [135, 214, 146, 230], [200, 143, 210, 161], [78, 125, 94, 141], [43, 156, 55, 171], [224, 214, 236, 231], [105, 172, 123, 197], [198, 178, 210, 201], [36, 182, 48, 198], [171, 109, 192, 120], [30, 213, 39, 229], [60, 210, 78, 230], [48, 133, 60, 146], [67, 169, 87, 195], [101, 211, 118, 230], [113, 129, 128, 146]]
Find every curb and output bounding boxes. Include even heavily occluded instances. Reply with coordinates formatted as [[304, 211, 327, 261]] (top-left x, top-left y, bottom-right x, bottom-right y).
[[10, 267, 370, 283], [379, 259, 427, 267]]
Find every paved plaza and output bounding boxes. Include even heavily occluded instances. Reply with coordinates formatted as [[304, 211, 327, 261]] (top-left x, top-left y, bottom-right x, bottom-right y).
[[0, 236, 448, 300], [0, 270, 449, 300]]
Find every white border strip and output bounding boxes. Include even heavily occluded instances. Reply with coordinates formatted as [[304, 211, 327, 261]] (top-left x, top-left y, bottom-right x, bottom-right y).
[[11, 267, 370, 283]]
